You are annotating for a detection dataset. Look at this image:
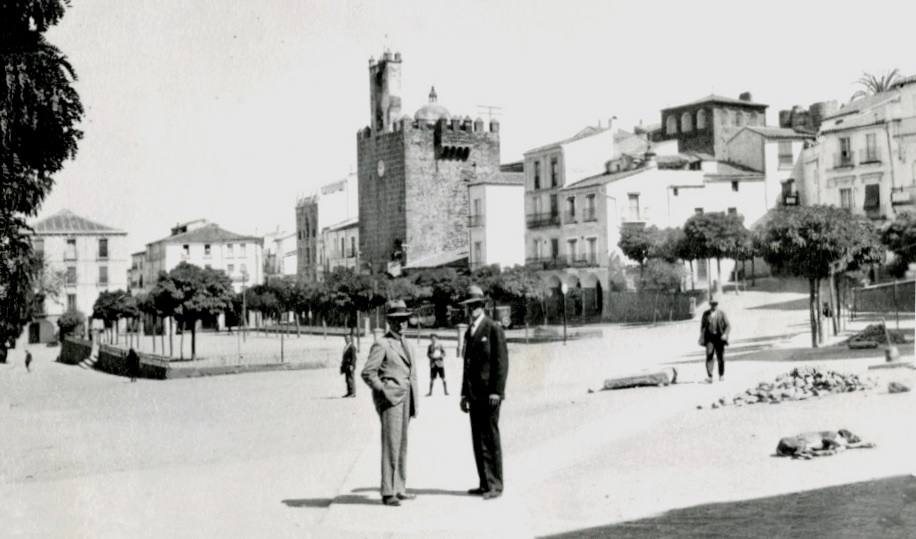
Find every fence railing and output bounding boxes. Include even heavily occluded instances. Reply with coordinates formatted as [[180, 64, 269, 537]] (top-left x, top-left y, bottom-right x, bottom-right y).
[[526, 212, 560, 228]]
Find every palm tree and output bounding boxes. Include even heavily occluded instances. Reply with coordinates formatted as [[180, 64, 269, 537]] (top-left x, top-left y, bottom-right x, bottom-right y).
[[851, 69, 901, 101]]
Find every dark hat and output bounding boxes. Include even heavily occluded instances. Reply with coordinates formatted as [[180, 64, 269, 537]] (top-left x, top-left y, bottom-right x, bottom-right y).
[[460, 284, 487, 305], [385, 299, 413, 318]]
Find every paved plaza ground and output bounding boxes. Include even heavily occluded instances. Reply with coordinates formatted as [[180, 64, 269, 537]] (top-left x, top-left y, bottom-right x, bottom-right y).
[[2, 279, 914, 537]]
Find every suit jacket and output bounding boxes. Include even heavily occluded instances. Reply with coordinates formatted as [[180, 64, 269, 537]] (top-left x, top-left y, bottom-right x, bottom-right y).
[[361, 332, 418, 417], [461, 316, 509, 401], [699, 308, 730, 345]]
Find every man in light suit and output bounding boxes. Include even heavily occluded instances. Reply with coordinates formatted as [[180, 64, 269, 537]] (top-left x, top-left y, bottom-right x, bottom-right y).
[[460, 285, 509, 500], [361, 300, 419, 507], [699, 293, 730, 383]]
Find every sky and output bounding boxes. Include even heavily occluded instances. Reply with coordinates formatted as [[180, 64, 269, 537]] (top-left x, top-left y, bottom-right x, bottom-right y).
[[37, 0, 916, 253]]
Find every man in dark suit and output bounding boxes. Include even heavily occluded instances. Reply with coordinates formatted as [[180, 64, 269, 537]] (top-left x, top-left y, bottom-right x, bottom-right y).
[[460, 285, 508, 500], [361, 300, 419, 507], [699, 294, 730, 383], [340, 334, 357, 397]]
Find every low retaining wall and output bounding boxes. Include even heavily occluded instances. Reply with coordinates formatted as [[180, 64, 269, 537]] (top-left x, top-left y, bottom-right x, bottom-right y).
[[602, 290, 707, 323], [59, 337, 92, 365], [59, 338, 169, 379]]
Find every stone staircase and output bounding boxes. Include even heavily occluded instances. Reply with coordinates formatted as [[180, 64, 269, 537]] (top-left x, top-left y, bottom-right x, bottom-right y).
[[78, 342, 100, 370]]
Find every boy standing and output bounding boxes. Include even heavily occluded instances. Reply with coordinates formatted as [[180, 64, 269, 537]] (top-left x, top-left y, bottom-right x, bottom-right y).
[[426, 334, 448, 396]]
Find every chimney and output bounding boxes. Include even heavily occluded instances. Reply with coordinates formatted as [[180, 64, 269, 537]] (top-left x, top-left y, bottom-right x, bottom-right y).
[[644, 150, 657, 169], [739, 91, 753, 102]]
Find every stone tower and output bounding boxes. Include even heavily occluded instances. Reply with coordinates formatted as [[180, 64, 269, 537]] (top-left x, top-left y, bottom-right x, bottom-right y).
[[369, 51, 402, 133], [357, 52, 501, 275]]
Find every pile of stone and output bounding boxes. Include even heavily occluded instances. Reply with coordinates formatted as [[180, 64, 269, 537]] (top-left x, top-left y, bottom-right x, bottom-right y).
[[848, 323, 910, 349], [698, 367, 876, 410]]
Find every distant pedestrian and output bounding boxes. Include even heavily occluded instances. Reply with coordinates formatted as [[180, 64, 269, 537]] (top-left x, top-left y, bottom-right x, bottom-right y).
[[340, 334, 357, 398], [361, 300, 419, 506], [25, 350, 33, 373], [699, 294, 730, 383], [460, 284, 508, 500], [426, 334, 448, 396], [126, 348, 140, 382]]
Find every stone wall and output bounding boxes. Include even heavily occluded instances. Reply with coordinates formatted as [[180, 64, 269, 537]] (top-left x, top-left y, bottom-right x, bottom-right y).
[[357, 129, 407, 272], [404, 124, 499, 266], [59, 338, 169, 379]]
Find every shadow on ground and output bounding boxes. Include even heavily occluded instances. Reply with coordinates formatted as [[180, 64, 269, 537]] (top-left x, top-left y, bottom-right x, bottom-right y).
[[669, 342, 914, 365], [282, 494, 379, 508], [350, 487, 470, 497], [543, 475, 916, 538]]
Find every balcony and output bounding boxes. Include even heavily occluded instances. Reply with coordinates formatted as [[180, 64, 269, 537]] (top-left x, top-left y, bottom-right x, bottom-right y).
[[859, 148, 882, 165], [891, 189, 912, 206], [467, 214, 485, 228], [568, 255, 599, 268], [525, 256, 566, 269], [564, 211, 577, 223], [833, 152, 854, 169], [582, 208, 598, 222], [526, 212, 560, 228], [63, 252, 77, 261]]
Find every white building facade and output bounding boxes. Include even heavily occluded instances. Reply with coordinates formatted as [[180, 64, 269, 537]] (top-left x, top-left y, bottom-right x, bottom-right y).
[[28, 209, 129, 342], [141, 220, 264, 293], [468, 172, 525, 270], [798, 78, 916, 220]]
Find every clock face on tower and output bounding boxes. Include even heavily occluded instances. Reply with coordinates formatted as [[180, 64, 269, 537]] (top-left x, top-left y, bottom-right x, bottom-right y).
[[377, 159, 386, 178]]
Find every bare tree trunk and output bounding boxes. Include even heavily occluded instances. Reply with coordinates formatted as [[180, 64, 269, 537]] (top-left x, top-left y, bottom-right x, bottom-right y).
[[296, 313, 301, 338], [829, 270, 839, 336], [191, 323, 196, 360], [815, 278, 824, 344], [689, 260, 695, 291], [809, 278, 818, 348], [751, 258, 756, 287], [168, 317, 173, 357], [179, 320, 184, 360]]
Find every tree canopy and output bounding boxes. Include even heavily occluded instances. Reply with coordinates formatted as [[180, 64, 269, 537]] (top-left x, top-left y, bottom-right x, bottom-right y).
[[618, 224, 658, 267], [0, 0, 82, 360], [850, 69, 901, 101], [880, 212, 916, 276]]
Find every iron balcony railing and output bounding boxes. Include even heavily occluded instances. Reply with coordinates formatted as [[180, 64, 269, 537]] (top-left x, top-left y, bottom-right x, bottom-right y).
[[564, 211, 577, 223], [526, 212, 560, 228], [582, 208, 598, 222], [525, 256, 565, 269], [467, 214, 485, 227]]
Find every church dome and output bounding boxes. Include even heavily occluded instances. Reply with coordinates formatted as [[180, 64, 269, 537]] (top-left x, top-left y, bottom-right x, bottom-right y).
[[414, 86, 450, 124]]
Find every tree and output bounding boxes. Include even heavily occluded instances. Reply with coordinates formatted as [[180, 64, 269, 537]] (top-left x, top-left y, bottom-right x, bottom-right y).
[[649, 227, 685, 264], [164, 262, 235, 359], [757, 206, 884, 347], [149, 271, 182, 356], [56, 308, 84, 339], [880, 212, 916, 277], [491, 265, 550, 326], [0, 1, 83, 362], [637, 259, 687, 324], [683, 212, 745, 290], [409, 268, 467, 327], [851, 69, 901, 101], [618, 224, 658, 271], [92, 289, 136, 344]]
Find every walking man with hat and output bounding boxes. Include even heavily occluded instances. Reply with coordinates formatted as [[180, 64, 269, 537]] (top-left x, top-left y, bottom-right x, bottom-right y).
[[460, 285, 509, 500], [361, 300, 419, 506], [699, 293, 730, 383]]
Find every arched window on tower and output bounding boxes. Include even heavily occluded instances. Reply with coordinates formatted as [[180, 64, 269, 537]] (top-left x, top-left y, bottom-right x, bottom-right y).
[[696, 109, 707, 130], [736, 111, 746, 127], [681, 112, 693, 132], [666, 115, 677, 135]]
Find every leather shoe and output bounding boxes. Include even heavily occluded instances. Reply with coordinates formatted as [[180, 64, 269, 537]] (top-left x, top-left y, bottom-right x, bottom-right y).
[[482, 490, 502, 500], [396, 492, 416, 501], [467, 488, 486, 496], [382, 496, 401, 506]]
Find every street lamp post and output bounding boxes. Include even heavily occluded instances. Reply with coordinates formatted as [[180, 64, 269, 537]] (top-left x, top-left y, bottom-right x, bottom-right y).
[[241, 269, 249, 343], [560, 282, 568, 346]]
